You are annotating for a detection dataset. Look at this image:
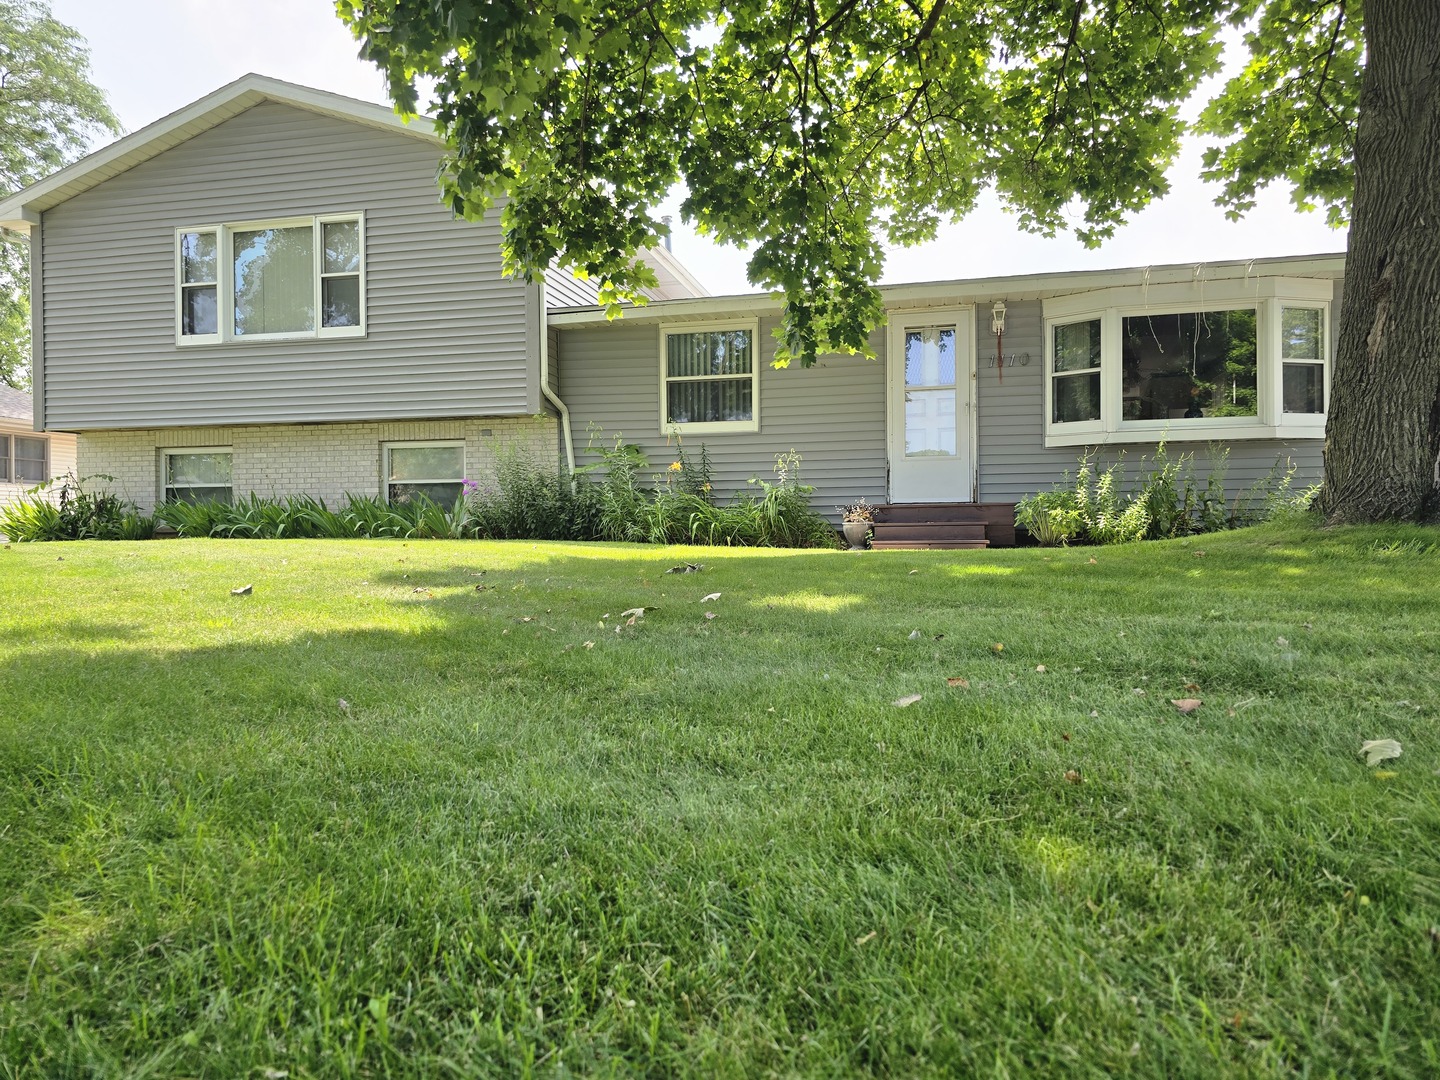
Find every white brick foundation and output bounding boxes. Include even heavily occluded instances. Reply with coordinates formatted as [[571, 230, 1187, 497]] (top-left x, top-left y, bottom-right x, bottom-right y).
[[77, 416, 561, 511]]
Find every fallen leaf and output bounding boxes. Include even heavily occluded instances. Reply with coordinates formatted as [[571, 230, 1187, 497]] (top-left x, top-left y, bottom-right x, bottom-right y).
[[1132, 688, 1146, 696], [1193, 550, 1206, 558], [665, 563, 704, 574], [474, 584, 489, 592], [583, 641, 595, 649], [1183, 682, 1201, 692], [337, 699, 350, 712], [1171, 698, 1203, 714], [1087, 557, 1098, 565], [855, 931, 877, 946], [521, 616, 533, 622], [1089, 710, 1099, 718], [1276, 636, 1290, 648], [1359, 739, 1402, 767], [619, 607, 647, 619], [992, 643, 1004, 654], [907, 569, 919, 575], [230, 585, 253, 596], [704, 611, 718, 620], [701, 592, 721, 602], [1064, 770, 1083, 784], [946, 677, 970, 689], [1061, 732, 1071, 742], [908, 630, 923, 640], [1035, 664, 1047, 673], [892, 694, 923, 708]]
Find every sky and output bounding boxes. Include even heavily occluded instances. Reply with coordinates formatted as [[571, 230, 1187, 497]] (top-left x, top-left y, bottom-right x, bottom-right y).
[[50, 0, 1347, 296]]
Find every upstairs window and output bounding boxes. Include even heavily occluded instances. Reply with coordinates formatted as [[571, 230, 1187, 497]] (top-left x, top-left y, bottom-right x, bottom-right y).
[[1, 434, 48, 485], [176, 214, 364, 344], [661, 321, 760, 433]]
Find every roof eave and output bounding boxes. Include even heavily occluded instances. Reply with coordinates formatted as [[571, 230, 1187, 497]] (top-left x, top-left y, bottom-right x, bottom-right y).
[[546, 252, 1349, 327]]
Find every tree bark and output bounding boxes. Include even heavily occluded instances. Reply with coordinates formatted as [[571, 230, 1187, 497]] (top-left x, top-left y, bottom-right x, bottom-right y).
[[1318, 0, 1440, 523]]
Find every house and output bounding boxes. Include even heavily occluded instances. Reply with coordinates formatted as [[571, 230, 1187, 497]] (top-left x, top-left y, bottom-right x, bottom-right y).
[[0, 75, 1342, 547], [0, 386, 77, 512]]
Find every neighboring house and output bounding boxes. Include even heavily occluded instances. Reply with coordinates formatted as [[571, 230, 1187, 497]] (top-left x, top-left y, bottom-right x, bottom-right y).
[[0, 386, 77, 512], [0, 75, 1342, 546]]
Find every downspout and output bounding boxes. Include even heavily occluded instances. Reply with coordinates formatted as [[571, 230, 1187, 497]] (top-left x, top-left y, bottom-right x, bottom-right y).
[[537, 279, 576, 477]]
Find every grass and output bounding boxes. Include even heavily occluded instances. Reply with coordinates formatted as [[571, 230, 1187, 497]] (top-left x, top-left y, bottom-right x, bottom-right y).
[[1, 521, 1438, 1077]]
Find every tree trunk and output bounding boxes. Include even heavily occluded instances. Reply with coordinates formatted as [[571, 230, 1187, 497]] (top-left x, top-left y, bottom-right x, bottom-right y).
[[1318, 0, 1440, 523]]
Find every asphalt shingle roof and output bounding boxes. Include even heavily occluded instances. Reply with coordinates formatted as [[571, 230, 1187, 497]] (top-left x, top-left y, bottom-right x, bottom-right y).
[[0, 385, 33, 422]]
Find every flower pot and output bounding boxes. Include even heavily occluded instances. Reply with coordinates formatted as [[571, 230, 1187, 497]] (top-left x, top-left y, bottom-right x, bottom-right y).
[[842, 520, 871, 550]]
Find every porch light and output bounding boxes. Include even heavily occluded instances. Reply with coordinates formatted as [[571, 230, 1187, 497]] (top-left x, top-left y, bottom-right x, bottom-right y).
[[991, 300, 1007, 335]]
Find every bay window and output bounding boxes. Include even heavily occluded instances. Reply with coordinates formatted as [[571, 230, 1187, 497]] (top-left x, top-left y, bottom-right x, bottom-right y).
[[1043, 279, 1332, 446], [176, 214, 364, 343], [1281, 306, 1326, 414]]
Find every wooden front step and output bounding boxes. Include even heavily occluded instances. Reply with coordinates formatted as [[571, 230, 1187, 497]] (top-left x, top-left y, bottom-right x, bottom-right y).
[[869, 501, 1016, 549], [871, 539, 990, 550], [870, 522, 988, 543]]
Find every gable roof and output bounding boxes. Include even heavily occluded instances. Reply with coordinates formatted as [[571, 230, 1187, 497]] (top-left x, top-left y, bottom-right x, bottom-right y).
[[0, 74, 440, 233], [0, 385, 33, 422]]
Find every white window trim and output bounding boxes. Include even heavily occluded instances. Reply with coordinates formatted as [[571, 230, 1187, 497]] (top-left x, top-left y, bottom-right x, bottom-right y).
[[1, 432, 49, 486], [383, 440, 466, 504], [1043, 277, 1332, 447], [659, 318, 761, 434], [162, 446, 234, 502], [174, 212, 367, 346]]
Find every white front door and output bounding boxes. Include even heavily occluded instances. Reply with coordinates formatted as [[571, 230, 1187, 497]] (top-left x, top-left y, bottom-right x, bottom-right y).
[[887, 308, 974, 502]]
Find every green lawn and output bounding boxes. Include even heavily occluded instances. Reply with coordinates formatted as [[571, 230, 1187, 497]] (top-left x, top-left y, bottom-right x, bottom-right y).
[[2, 523, 1438, 1077]]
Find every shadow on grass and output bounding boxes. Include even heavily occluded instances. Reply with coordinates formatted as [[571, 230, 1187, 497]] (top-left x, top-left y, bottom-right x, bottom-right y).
[[2, 523, 1439, 1074]]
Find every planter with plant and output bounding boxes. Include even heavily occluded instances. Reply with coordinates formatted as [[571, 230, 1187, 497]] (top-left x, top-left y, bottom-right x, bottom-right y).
[[837, 499, 878, 549]]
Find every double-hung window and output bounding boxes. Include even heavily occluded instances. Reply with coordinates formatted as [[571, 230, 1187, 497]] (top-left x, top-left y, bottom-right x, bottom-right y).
[[1281, 306, 1326, 414], [1043, 278, 1332, 446], [384, 442, 465, 505], [661, 321, 760, 433], [176, 214, 364, 343], [164, 448, 233, 504], [1, 434, 48, 485]]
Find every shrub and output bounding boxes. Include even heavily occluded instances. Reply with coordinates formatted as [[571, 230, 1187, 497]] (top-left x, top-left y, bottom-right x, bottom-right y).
[[1, 473, 154, 542], [468, 446, 587, 540], [1017, 445, 1312, 546]]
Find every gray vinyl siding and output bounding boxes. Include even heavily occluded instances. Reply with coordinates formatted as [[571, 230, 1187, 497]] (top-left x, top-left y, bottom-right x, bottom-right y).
[[557, 318, 887, 508], [561, 277, 1338, 509], [40, 102, 531, 429], [973, 294, 1331, 502]]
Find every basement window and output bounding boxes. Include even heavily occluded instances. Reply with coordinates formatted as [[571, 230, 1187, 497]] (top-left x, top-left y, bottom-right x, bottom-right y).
[[164, 448, 233, 504], [384, 441, 465, 505]]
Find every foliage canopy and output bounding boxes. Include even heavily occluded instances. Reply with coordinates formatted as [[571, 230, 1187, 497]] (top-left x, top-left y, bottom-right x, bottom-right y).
[[337, 0, 1360, 366], [0, 0, 120, 388]]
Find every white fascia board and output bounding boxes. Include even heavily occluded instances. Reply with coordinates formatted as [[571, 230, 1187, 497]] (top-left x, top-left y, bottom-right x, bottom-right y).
[[546, 252, 1348, 328], [0, 73, 442, 222]]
